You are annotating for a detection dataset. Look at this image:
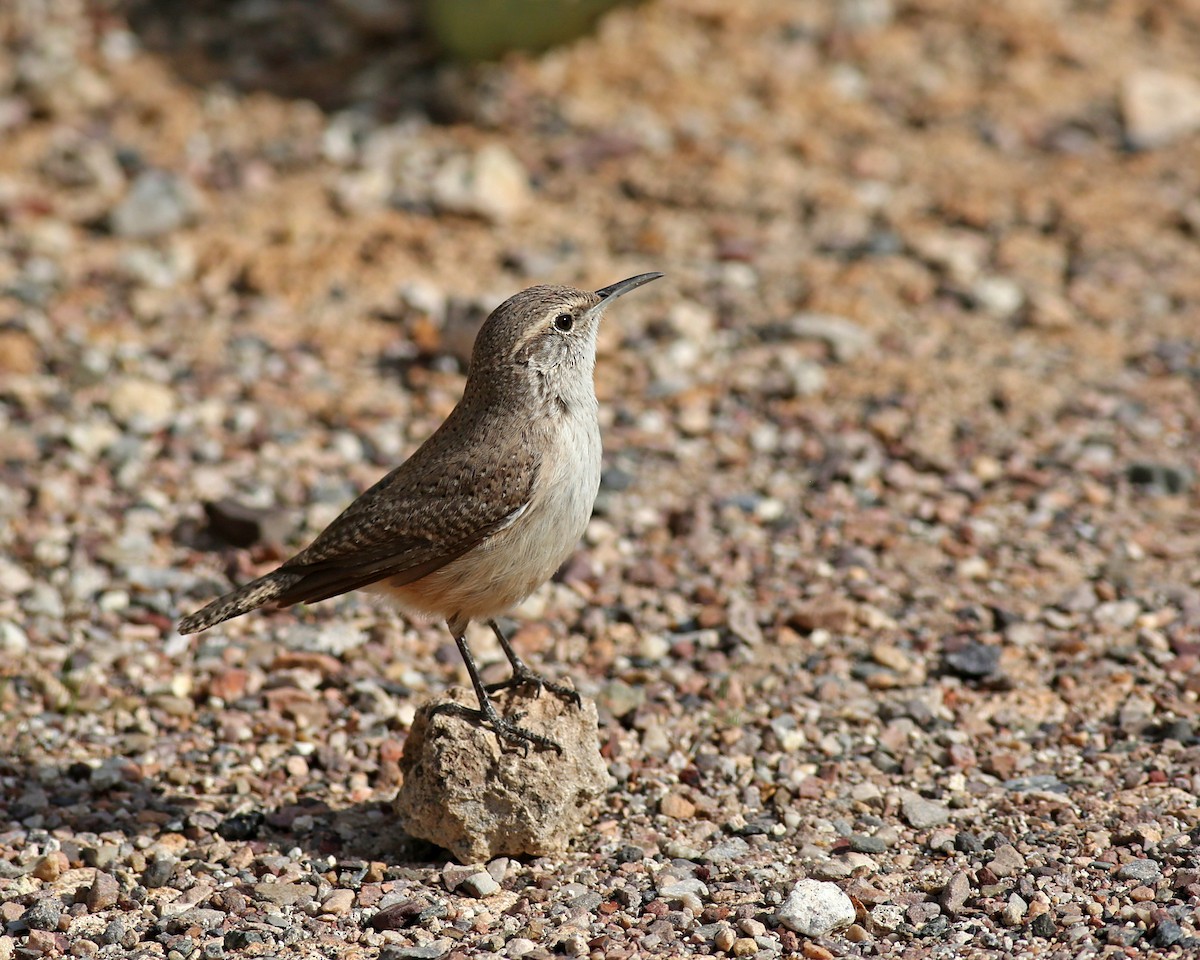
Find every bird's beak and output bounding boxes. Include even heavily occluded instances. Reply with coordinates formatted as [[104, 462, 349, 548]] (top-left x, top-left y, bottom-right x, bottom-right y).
[[594, 272, 664, 304], [586, 273, 664, 321]]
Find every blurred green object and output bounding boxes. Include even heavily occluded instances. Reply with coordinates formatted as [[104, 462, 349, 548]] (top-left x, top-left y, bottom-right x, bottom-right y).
[[425, 0, 636, 60]]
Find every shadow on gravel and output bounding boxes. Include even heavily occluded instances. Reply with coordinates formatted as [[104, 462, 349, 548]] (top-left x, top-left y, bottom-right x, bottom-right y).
[[276, 798, 449, 866], [1, 758, 446, 866], [118, 0, 437, 114]]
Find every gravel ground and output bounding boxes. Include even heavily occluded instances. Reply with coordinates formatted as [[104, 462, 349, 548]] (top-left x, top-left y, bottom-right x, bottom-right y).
[[4, 1, 1200, 957]]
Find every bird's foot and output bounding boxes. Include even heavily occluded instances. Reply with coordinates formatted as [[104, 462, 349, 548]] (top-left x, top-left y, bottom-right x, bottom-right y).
[[429, 701, 563, 754], [486, 666, 583, 708]]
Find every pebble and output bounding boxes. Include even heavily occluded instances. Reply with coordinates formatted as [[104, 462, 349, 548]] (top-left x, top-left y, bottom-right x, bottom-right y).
[[901, 793, 951, 829], [943, 643, 1001, 679], [431, 145, 530, 223], [1002, 893, 1027, 926], [870, 903, 905, 932], [110, 169, 200, 237], [86, 872, 120, 912], [788, 313, 876, 362], [142, 855, 176, 888], [659, 792, 696, 819], [21, 898, 62, 931], [1117, 859, 1161, 883], [776, 880, 856, 937], [1122, 69, 1200, 148], [940, 871, 970, 916], [704, 837, 751, 863], [459, 872, 501, 898], [252, 882, 317, 907], [32, 852, 68, 881], [986, 844, 1025, 878], [321, 889, 355, 914], [107, 377, 178, 433]]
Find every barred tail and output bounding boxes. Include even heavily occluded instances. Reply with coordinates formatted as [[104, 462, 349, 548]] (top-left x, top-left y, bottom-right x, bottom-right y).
[[177, 569, 304, 634]]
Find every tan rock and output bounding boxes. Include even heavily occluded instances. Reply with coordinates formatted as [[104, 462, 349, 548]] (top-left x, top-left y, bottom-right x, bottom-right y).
[[394, 685, 607, 862]]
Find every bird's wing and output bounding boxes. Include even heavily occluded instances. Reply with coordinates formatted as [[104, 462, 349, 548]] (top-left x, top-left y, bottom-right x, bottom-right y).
[[269, 432, 538, 607]]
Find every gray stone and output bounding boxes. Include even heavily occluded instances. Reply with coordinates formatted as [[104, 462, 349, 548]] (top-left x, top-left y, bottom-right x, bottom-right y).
[[776, 879, 856, 937], [1117, 858, 1160, 883], [110, 169, 200, 238], [789, 312, 876, 362], [394, 685, 608, 862], [381, 940, 452, 960], [900, 792, 950, 829], [458, 871, 500, 898], [658, 878, 709, 898], [22, 897, 63, 931]]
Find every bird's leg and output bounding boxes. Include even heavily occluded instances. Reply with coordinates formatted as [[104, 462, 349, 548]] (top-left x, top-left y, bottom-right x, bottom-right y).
[[428, 626, 563, 753], [484, 619, 582, 707]]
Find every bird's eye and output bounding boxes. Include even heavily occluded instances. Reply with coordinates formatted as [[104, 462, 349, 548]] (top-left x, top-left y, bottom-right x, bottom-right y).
[[553, 313, 574, 332]]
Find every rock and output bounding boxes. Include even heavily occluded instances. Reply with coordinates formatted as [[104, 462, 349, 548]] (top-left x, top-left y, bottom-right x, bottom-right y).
[[943, 643, 1001, 679], [380, 941, 452, 960], [21, 897, 62, 931], [431, 145, 530, 223], [703, 837, 751, 863], [971, 275, 1025, 319], [394, 685, 607, 862], [1003, 893, 1028, 926], [107, 377, 177, 433], [458, 872, 500, 898], [900, 792, 950, 829], [777, 879, 856, 937], [322, 889, 355, 915], [0, 329, 39, 375], [869, 903, 905, 933], [31, 852, 67, 882], [1029, 912, 1056, 938], [659, 792, 695, 820], [250, 882, 317, 907], [1093, 600, 1141, 628], [788, 313, 876, 362], [789, 598, 855, 633], [596, 679, 644, 720], [940, 871, 970, 916], [1122, 69, 1200, 149], [986, 844, 1025, 878], [110, 169, 201, 238], [1117, 859, 1161, 883], [141, 855, 176, 888], [202, 499, 293, 548], [1127, 462, 1193, 495]]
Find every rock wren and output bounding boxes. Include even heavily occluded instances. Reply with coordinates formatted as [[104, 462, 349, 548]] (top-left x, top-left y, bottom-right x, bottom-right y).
[[178, 273, 662, 749]]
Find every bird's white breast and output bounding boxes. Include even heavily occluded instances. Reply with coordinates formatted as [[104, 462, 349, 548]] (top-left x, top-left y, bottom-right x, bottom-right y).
[[377, 401, 601, 625]]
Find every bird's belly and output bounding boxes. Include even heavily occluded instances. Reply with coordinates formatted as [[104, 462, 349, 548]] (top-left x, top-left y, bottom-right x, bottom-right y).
[[376, 412, 601, 626]]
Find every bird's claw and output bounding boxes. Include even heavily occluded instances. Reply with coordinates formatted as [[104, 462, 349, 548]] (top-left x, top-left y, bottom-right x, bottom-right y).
[[429, 701, 563, 754]]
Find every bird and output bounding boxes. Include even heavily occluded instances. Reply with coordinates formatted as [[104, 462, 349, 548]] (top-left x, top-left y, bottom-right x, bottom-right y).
[[178, 272, 663, 750]]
